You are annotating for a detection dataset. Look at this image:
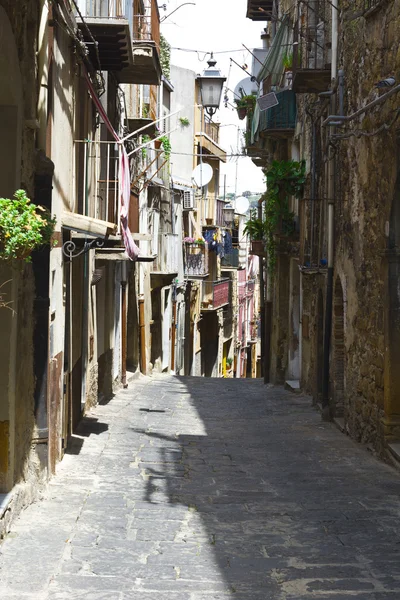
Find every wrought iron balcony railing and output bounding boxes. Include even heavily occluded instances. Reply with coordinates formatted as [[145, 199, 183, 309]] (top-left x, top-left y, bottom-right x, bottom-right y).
[[184, 242, 209, 277], [73, 140, 121, 231], [258, 90, 296, 138], [202, 279, 230, 311], [293, 0, 332, 93]]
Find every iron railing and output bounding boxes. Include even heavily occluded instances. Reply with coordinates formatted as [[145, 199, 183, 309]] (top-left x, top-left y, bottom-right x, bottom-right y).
[[258, 90, 297, 134], [74, 140, 121, 230], [293, 0, 331, 73], [204, 120, 220, 144], [184, 242, 209, 277], [133, 0, 160, 45], [221, 245, 240, 268], [76, 0, 160, 44], [202, 279, 230, 310], [216, 199, 228, 227], [75, 0, 134, 38]]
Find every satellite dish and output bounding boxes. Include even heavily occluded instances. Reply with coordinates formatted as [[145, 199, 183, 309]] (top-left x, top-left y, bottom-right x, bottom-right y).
[[192, 163, 213, 188], [235, 196, 250, 215], [233, 77, 258, 101]]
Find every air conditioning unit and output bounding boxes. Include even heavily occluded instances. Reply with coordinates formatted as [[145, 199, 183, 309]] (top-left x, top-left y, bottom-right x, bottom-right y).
[[183, 189, 194, 210]]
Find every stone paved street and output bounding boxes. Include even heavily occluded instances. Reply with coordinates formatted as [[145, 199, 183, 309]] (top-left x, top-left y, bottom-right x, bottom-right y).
[[1, 375, 400, 599]]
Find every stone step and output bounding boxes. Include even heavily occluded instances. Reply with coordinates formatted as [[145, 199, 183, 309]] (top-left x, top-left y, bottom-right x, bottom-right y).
[[284, 379, 301, 393]]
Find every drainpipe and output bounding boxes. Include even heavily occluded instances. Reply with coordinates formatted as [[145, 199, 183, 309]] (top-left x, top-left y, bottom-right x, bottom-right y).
[[322, 0, 339, 421], [171, 282, 177, 373], [121, 261, 128, 388], [258, 199, 265, 379], [265, 257, 272, 383], [139, 295, 146, 375]]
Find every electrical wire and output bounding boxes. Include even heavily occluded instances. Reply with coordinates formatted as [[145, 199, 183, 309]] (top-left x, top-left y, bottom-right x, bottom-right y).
[[170, 47, 247, 54]]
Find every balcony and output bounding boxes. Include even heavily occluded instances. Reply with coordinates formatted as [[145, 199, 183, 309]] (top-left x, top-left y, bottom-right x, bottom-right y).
[[259, 90, 296, 139], [201, 279, 230, 311], [246, 0, 273, 21], [293, 0, 331, 94], [122, 0, 161, 85], [75, 0, 134, 76], [216, 199, 228, 227], [221, 245, 239, 268], [195, 107, 227, 162], [62, 140, 120, 237], [76, 0, 161, 85], [184, 242, 209, 277], [153, 233, 180, 274]]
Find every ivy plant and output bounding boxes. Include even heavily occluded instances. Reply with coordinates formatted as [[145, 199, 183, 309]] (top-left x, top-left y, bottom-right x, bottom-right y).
[[263, 160, 306, 272], [160, 34, 171, 80], [159, 135, 172, 160], [0, 190, 56, 262]]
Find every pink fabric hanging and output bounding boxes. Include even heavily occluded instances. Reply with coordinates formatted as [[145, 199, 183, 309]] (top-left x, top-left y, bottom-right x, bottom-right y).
[[84, 71, 140, 261]]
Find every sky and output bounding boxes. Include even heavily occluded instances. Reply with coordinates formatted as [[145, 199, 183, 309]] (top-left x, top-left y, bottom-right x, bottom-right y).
[[160, 0, 266, 196]]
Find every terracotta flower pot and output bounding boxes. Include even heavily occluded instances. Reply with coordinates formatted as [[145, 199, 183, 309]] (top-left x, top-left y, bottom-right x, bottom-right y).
[[250, 240, 265, 256], [237, 107, 247, 120], [154, 139, 162, 149]]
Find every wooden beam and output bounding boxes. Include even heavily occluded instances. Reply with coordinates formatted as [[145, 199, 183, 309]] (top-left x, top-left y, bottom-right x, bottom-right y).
[[62, 211, 117, 237]]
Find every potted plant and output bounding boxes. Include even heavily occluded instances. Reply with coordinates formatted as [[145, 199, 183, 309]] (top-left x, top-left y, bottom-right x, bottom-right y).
[[234, 94, 257, 120], [179, 117, 190, 127], [0, 189, 56, 262], [243, 217, 265, 256]]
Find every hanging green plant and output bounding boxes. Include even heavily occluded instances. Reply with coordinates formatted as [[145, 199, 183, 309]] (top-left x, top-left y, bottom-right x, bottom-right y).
[[159, 135, 172, 160], [234, 94, 257, 111], [179, 117, 190, 127], [142, 134, 151, 159], [0, 190, 56, 262], [263, 159, 306, 273]]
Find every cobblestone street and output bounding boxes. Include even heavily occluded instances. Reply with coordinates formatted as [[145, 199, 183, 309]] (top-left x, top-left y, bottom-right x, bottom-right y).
[[1, 375, 400, 599]]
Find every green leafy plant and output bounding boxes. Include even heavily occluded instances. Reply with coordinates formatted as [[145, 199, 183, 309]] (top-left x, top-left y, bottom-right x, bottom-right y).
[[234, 94, 257, 111], [142, 104, 149, 119], [0, 190, 56, 262], [283, 52, 293, 71], [263, 160, 306, 272], [179, 117, 190, 127], [142, 134, 151, 159], [243, 217, 265, 241], [226, 357, 233, 368], [159, 135, 172, 160], [160, 34, 171, 80]]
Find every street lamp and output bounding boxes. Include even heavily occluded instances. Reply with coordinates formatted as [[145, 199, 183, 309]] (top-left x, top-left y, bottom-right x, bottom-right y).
[[223, 203, 235, 226], [197, 54, 227, 118]]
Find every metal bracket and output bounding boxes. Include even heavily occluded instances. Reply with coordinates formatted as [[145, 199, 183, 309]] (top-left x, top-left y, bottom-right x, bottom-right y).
[[62, 237, 105, 260]]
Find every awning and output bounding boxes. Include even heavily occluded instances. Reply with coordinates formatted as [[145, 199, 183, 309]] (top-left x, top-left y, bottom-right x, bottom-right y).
[[251, 15, 293, 144], [256, 15, 292, 85]]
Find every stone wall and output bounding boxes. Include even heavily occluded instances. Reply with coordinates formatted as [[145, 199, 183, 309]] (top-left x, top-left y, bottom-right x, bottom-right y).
[[332, 0, 400, 450]]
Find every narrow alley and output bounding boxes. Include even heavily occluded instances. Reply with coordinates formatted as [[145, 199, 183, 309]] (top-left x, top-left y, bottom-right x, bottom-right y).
[[1, 375, 400, 600]]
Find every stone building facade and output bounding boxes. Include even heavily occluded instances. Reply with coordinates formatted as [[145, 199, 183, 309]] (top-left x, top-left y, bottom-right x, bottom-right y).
[[246, 0, 400, 456]]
